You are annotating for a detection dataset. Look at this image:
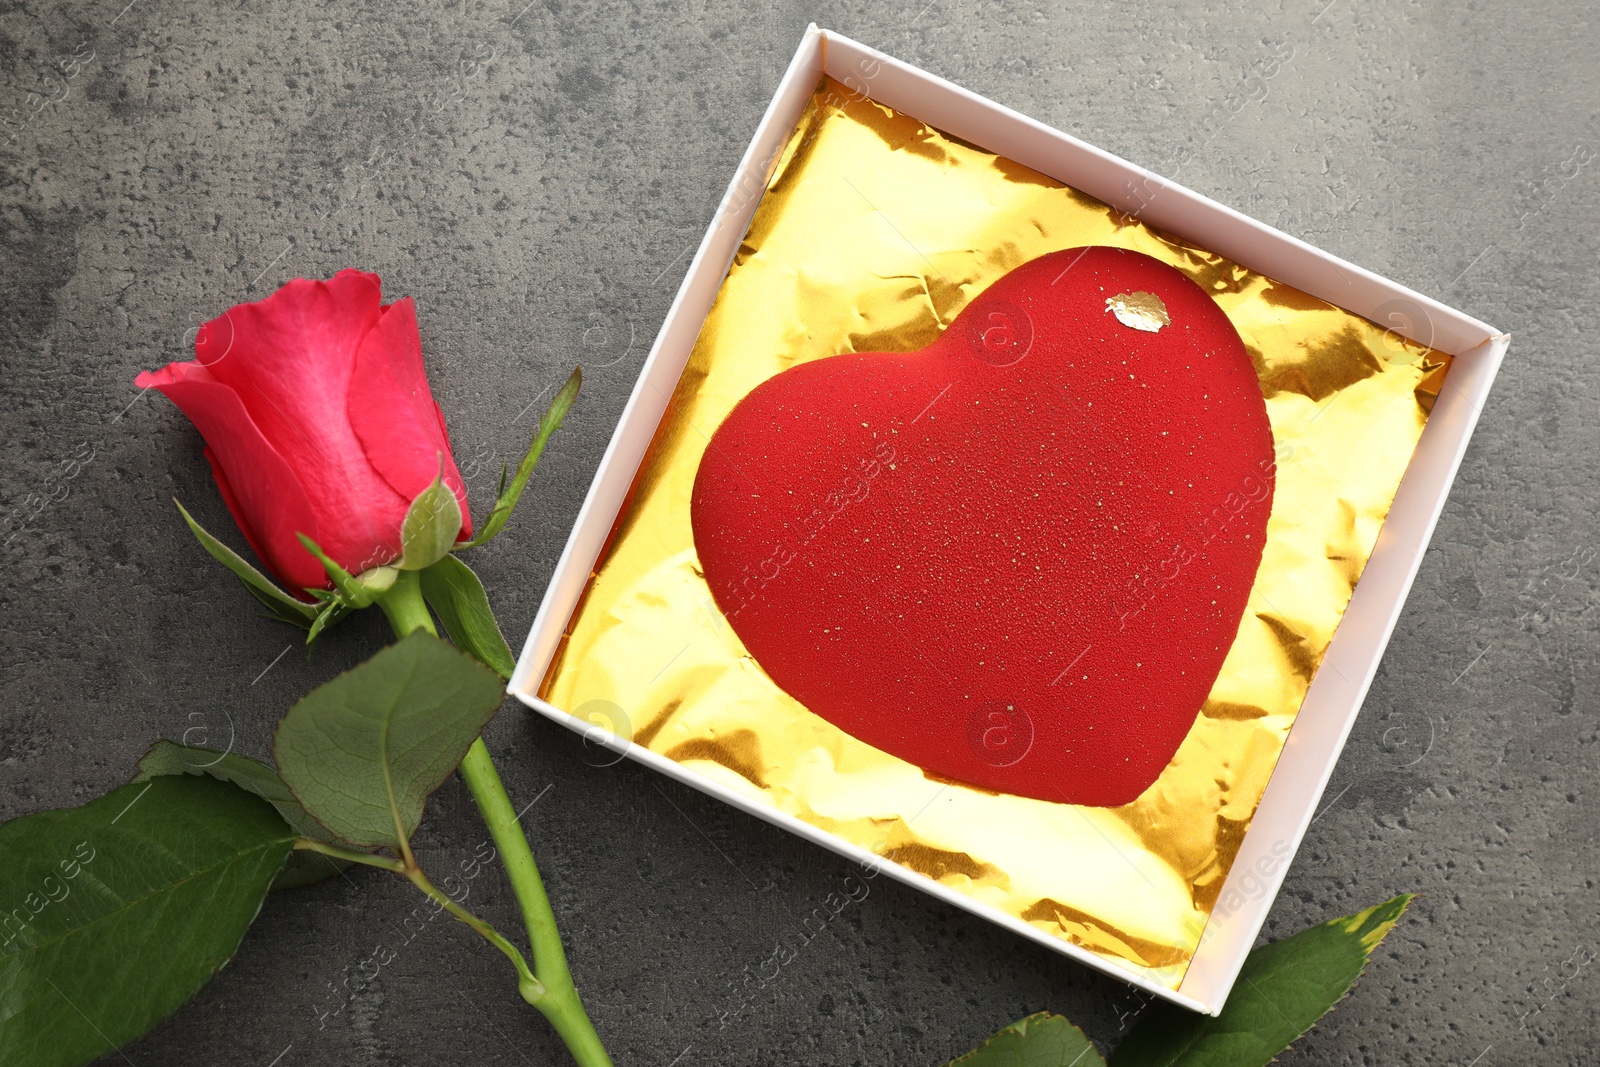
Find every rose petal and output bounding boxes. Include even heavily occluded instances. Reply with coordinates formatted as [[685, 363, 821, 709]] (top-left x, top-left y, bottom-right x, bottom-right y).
[[192, 270, 410, 569], [202, 445, 316, 602], [136, 363, 326, 591], [348, 296, 473, 540]]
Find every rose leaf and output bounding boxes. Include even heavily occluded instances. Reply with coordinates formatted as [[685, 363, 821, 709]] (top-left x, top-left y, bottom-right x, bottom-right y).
[[1108, 894, 1416, 1067], [947, 1012, 1107, 1066], [272, 631, 505, 848], [0, 776, 294, 1067], [132, 740, 374, 890]]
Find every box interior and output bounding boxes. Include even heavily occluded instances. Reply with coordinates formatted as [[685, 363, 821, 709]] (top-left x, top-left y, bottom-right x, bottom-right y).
[[511, 26, 1506, 1014]]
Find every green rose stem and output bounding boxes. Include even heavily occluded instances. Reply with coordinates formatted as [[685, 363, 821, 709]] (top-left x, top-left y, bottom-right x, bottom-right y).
[[294, 838, 541, 994], [374, 568, 612, 1067]]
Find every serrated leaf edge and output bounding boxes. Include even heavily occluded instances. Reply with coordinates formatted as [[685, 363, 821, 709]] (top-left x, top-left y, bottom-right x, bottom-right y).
[[947, 1011, 1106, 1067], [1261, 894, 1417, 1065]]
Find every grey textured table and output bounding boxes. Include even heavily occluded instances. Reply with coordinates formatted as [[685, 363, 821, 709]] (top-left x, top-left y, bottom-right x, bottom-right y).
[[3, 1, 1596, 1064]]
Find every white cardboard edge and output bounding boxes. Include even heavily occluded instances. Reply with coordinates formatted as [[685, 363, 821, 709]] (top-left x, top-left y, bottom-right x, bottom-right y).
[[508, 25, 1508, 1015], [1176, 332, 1505, 1009], [511, 692, 1211, 1014]]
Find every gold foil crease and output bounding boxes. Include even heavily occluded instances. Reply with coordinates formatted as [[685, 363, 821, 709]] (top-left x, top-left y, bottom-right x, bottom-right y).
[[533, 78, 1450, 989]]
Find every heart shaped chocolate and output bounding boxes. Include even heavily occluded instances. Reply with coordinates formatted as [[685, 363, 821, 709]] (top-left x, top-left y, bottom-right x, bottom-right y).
[[690, 246, 1274, 805]]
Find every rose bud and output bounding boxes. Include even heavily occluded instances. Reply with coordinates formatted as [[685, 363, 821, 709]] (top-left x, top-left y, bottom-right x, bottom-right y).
[[137, 270, 472, 595]]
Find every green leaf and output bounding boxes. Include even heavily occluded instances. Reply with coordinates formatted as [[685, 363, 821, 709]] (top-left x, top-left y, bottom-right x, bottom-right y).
[[132, 740, 371, 890], [463, 366, 580, 548], [419, 553, 516, 678], [0, 776, 294, 1067], [175, 499, 315, 626], [272, 631, 506, 848], [1109, 895, 1416, 1067], [397, 464, 464, 571], [949, 1012, 1107, 1067]]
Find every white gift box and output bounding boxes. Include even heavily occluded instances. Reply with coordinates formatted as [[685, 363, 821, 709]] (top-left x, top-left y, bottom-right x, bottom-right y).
[[510, 25, 1507, 1014]]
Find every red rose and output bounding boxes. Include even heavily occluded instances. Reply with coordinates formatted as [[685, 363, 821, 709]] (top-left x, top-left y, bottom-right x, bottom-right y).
[[137, 270, 472, 593]]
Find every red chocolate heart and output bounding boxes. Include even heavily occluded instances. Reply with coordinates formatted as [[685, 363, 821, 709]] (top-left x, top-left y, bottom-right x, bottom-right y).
[[690, 247, 1274, 806]]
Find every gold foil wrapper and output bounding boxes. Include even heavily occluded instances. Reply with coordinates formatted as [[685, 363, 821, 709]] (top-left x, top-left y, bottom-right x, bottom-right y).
[[533, 78, 1449, 988]]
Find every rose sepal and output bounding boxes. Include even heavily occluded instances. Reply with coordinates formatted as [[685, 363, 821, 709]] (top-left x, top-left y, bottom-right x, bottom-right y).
[[396, 462, 465, 571], [296, 534, 394, 606], [292, 536, 404, 655], [418, 554, 516, 678], [174, 499, 317, 627], [460, 366, 580, 549]]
